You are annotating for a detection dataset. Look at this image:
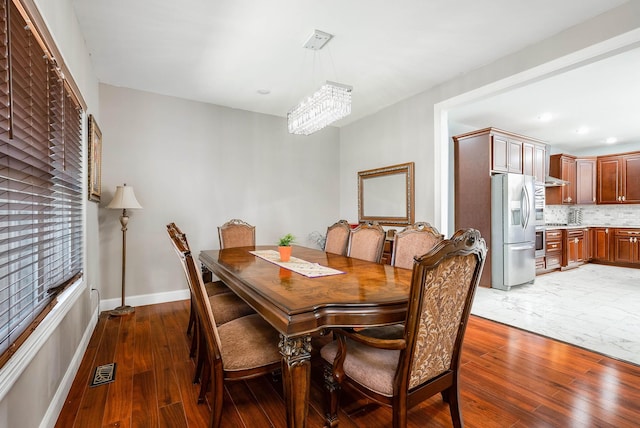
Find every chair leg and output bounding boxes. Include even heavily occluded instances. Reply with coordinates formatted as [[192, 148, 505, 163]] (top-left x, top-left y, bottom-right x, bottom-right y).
[[198, 359, 210, 404], [445, 386, 463, 428], [187, 297, 195, 337], [323, 363, 341, 428], [193, 324, 205, 384], [189, 321, 198, 359]]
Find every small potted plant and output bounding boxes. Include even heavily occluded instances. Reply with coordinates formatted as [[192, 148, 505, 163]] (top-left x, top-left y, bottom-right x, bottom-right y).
[[278, 233, 295, 262]]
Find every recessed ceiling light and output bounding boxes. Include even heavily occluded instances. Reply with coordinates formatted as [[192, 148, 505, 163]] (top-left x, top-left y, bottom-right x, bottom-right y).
[[537, 112, 552, 121], [257, 89, 271, 95], [605, 137, 617, 144], [575, 126, 589, 134]]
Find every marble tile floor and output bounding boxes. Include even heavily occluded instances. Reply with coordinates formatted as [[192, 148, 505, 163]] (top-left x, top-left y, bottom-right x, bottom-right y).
[[471, 263, 640, 366]]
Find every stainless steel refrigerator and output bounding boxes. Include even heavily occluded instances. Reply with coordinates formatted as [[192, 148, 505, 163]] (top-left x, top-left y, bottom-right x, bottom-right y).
[[491, 173, 536, 290]]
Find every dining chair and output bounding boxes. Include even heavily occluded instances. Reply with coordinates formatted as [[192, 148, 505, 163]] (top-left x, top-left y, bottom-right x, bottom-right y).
[[218, 218, 255, 249], [321, 228, 487, 428], [391, 222, 444, 269], [167, 223, 231, 338], [347, 221, 386, 263], [324, 220, 351, 255], [166, 224, 255, 385], [172, 234, 281, 427]]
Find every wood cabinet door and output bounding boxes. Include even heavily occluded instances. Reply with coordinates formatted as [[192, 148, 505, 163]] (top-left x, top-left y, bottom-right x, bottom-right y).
[[508, 140, 523, 173], [492, 135, 509, 173], [522, 142, 546, 183], [622, 154, 640, 203], [614, 235, 634, 263], [534, 144, 546, 184], [576, 158, 596, 204], [561, 157, 576, 204], [591, 228, 610, 261], [597, 156, 621, 203], [522, 142, 534, 177]]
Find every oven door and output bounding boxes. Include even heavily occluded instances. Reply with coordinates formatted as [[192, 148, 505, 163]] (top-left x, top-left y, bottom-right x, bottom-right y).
[[535, 227, 545, 258]]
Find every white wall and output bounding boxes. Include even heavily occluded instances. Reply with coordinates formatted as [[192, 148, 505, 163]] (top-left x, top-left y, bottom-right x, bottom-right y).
[[98, 84, 341, 302], [0, 1, 100, 427]]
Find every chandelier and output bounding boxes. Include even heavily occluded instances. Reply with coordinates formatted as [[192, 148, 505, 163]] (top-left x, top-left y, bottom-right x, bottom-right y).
[[287, 30, 352, 136], [287, 81, 352, 135]]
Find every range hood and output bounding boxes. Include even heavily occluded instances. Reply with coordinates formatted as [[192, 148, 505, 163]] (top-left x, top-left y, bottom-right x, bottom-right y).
[[544, 175, 570, 187]]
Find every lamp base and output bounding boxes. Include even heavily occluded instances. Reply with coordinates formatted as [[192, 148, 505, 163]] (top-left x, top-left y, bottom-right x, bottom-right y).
[[110, 305, 135, 316]]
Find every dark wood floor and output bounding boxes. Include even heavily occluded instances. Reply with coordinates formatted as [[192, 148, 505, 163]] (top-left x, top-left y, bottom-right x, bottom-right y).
[[55, 299, 640, 428]]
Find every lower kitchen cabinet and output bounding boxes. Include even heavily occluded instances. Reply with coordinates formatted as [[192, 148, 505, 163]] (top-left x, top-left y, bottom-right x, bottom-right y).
[[590, 227, 611, 262], [544, 229, 563, 271], [613, 229, 640, 264], [563, 228, 588, 269]]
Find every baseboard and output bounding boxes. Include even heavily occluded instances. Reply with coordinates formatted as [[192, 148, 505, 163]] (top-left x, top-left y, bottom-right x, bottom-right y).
[[39, 304, 99, 428], [99, 288, 190, 313]]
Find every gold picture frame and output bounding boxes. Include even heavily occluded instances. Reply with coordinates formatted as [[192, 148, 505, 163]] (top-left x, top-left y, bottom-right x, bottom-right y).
[[88, 114, 102, 202]]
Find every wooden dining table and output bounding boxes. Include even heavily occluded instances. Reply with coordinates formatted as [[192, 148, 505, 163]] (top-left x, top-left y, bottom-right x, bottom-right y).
[[198, 245, 413, 428]]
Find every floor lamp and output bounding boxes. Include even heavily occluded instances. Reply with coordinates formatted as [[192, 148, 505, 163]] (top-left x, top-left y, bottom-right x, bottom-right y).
[[107, 184, 143, 316]]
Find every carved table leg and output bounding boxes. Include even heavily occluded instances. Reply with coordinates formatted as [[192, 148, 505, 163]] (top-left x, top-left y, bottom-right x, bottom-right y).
[[279, 334, 312, 428]]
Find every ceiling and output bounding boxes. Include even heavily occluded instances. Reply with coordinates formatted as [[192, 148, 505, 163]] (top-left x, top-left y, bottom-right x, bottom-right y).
[[72, 0, 633, 149]]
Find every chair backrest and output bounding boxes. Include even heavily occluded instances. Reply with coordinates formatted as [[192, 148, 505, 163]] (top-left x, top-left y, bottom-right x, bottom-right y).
[[167, 226, 225, 373], [324, 220, 351, 255], [391, 222, 444, 269], [218, 219, 255, 249], [398, 228, 486, 392], [347, 222, 385, 263]]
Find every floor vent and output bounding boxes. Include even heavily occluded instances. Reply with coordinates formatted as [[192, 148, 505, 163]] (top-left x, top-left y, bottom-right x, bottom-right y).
[[90, 363, 116, 387]]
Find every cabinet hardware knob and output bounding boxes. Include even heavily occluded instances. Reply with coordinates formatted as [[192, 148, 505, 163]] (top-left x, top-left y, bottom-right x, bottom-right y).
[[622, 196, 626, 202]]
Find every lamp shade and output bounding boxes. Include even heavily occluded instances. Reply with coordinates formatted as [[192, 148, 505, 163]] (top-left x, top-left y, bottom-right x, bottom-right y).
[[107, 184, 143, 210]]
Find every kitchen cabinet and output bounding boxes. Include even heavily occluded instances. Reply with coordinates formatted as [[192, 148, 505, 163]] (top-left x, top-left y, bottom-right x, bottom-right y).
[[544, 229, 563, 271], [597, 152, 640, 204], [547, 154, 576, 205], [492, 134, 523, 173], [590, 227, 611, 262], [613, 229, 640, 264], [453, 127, 548, 287], [523, 142, 546, 183], [563, 228, 587, 269], [576, 157, 597, 204]]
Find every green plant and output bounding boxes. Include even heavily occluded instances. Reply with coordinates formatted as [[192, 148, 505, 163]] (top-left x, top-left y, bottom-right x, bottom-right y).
[[278, 233, 295, 247]]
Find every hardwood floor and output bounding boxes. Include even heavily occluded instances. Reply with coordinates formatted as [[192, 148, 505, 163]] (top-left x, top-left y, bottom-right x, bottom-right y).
[[56, 300, 640, 427]]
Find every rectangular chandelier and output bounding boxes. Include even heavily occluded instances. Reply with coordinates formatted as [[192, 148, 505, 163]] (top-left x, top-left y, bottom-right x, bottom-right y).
[[287, 81, 352, 135]]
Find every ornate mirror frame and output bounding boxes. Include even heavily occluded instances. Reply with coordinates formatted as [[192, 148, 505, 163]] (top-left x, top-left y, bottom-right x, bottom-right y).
[[358, 162, 415, 226]]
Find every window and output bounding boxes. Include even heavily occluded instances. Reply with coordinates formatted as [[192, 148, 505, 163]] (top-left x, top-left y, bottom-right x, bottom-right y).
[[0, 0, 83, 366]]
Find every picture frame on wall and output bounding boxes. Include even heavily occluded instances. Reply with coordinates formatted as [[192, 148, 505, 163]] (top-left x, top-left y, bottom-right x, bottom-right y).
[[88, 114, 102, 202]]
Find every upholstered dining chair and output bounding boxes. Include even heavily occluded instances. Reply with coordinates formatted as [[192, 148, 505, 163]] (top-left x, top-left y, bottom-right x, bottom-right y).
[[391, 222, 445, 269], [324, 220, 351, 255], [171, 232, 281, 427], [218, 218, 255, 249], [321, 228, 487, 428], [347, 221, 386, 263], [166, 224, 254, 386], [167, 223, 231, 337]]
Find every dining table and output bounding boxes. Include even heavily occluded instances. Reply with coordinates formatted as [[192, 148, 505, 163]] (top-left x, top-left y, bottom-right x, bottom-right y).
[[198, 244, 413, 428]]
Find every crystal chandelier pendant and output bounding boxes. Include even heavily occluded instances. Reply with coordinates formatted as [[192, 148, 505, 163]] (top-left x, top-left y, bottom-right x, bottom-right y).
[[287, 81, 352, 135]]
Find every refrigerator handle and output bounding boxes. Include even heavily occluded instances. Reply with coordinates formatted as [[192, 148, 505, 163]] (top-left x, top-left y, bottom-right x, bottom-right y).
[[521, 185, 531, 230]]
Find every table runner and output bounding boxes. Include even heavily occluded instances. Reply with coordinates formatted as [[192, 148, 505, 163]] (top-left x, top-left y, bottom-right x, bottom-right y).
[[249, 250, 345, 278]]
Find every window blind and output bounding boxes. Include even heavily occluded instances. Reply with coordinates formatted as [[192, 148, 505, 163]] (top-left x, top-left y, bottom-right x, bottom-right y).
[[0, 0, 83, 363]]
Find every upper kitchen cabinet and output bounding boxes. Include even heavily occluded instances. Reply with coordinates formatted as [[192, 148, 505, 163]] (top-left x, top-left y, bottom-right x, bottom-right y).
[[597, 151, 640, 204], [492, 133, 523, 173], [575, 157, 597, 205], [547, 154, 577, 205], [523, 141, 547, 184]]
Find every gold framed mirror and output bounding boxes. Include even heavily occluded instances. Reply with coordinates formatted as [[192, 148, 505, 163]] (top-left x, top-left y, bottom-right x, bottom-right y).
[[358, 162, 415, 226]]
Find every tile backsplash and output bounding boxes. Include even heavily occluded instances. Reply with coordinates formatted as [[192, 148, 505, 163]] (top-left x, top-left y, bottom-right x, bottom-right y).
[[545, 204, 640, 227]]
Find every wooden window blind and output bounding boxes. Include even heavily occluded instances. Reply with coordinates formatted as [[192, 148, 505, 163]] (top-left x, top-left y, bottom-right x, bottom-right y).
[[0, 0, 83, 366]]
